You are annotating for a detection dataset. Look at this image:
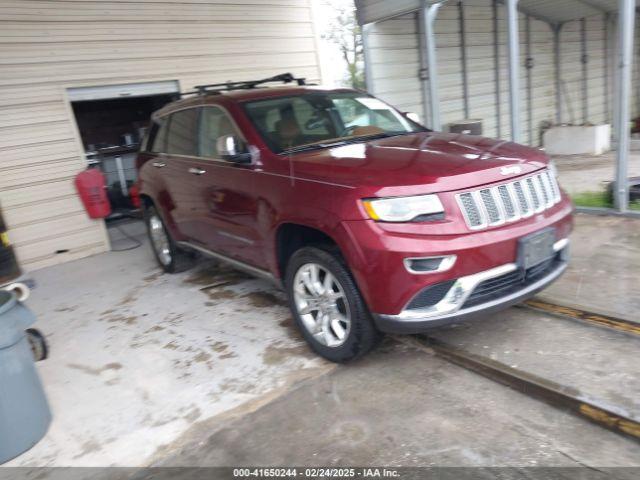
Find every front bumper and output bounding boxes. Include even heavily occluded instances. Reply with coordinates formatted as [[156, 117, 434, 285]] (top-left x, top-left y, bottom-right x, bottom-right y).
[[372, 239, 569, 334]]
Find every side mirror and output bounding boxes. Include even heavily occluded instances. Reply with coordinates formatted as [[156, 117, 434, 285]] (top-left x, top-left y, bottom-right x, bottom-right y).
[[216, 135, 252, 164], [405, 112, 421, 124]]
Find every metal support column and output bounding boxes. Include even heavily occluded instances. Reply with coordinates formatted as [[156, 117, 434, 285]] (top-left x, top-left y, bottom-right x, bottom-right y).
[[421, 0, 446, 131], [581, 18, 589, 123], [525, 15, 534, 145], [459, 1, 470, 119], [604, 13, 611, 123], [614, 0, 635, 212], [506, 0, 521, 142], [553, 24, 563, 125], [493, 0, 502, 138], [361, 23, 374, 93]]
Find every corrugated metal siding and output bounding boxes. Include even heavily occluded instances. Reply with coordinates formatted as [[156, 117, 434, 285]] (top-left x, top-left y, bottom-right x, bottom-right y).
[[361, 0, 636, 147], [434, 3, 466, 131], [0, 0, 321, 272], [356, 0, 420, 25], [367, 13, 423, 115]]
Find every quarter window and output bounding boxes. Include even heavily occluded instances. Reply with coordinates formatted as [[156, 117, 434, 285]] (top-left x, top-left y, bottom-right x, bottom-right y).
[[166, 108, 199, 156]]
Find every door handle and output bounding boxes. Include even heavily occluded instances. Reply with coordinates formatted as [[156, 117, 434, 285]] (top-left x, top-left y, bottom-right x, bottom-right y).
[[188, 167, 206, 176], [152, 161, 166, 168]]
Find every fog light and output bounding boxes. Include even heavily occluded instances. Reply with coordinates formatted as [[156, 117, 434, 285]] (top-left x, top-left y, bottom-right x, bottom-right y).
[[404, 255, 456, 274]]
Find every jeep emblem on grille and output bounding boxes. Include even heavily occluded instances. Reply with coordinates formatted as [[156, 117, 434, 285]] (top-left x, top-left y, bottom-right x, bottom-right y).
[[500, 165, 522, 176]]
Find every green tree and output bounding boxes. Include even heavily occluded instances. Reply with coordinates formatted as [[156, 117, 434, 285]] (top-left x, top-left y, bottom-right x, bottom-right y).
[[322, 0, 365, 89]]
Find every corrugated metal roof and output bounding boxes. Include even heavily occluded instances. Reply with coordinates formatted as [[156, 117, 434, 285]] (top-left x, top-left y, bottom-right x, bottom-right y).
[[356, 0, 622, 25]]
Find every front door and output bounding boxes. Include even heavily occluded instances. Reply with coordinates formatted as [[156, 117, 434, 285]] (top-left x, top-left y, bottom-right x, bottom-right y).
[[184, 106, 266, 269]]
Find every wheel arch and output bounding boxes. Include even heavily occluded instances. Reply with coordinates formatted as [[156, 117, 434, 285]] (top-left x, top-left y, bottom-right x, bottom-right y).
[[274, 223, 339, 279]]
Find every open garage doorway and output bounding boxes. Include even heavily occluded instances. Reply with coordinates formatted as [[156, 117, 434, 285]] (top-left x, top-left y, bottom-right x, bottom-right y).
[[68, 81, 179, 219]]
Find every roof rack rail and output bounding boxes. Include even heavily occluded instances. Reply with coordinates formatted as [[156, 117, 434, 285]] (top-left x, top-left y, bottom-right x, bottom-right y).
[[180, 72, 306, 97]]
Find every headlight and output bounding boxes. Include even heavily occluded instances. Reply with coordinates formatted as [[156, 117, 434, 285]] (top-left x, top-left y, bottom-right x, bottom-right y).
[[548, 159, 558, 178], [362, 194, 444, 222]]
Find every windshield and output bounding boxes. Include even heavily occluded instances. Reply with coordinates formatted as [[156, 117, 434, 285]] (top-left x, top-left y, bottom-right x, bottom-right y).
[[243, 92, 426, 154]]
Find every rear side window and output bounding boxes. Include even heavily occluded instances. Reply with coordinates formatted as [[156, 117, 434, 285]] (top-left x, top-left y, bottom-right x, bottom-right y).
[[166, 108, 199, 156]]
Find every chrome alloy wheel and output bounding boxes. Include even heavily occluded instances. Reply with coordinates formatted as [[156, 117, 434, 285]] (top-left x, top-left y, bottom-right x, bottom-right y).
[[292, 263, 351, 347], [149, 214, 171, 266]]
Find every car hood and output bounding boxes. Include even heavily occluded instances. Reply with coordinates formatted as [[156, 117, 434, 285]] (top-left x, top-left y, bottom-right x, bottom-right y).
[[287, 132, 549, 195]]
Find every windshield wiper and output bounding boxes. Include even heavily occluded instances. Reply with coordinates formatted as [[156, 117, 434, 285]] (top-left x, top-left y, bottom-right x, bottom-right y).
[[280, 132, 413, 155], [282, 140, 352, 154]]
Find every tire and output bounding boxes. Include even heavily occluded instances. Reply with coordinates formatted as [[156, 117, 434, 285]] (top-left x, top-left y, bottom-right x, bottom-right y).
[[144, 204, 195, 273], [285, 246, 382, 362]]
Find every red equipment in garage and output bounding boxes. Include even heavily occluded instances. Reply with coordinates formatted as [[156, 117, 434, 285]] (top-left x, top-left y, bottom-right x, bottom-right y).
[[74, 168, 111, 219]]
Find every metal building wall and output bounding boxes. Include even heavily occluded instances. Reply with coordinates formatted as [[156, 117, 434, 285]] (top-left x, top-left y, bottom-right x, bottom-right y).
[[0, 0, 322, 272], [366, 13, 424, 116], [362, 0, 627, 146]]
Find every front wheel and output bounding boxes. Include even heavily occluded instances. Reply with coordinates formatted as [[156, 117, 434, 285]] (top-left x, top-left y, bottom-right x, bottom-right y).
[[285, 246, 382, 362]]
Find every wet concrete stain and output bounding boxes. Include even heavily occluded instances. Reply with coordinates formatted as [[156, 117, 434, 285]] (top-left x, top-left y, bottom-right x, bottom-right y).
[[72, 439, 103, 459], [210, 341, 229, 353], [278, 317, 303, 341], [186, 264, 251, 287], [54, 305, 78, 313], [118, 285, 144, 307], [206, 289, 238, 301], [219, 378, 258, 395], [183, 407, 202, 423], [107, 314, 138, 325], [193, 351, 212, 363], [67, 362, 123, 376], [143, 271, 163, 282], [242, 291, 287, 308], [145, 325, 165, 334], [262, 343, 311, 366]]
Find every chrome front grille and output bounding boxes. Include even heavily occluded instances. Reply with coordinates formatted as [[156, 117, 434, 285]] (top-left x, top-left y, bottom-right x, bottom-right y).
[[456, 169, 562, 230]]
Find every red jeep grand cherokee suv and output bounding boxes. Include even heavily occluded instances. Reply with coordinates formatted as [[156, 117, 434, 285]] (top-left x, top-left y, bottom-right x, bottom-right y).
[[137, 74, 573, 362]]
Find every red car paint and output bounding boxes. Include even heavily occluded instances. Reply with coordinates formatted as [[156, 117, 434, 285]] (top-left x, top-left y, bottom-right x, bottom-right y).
[[137, 87, 573, 326]]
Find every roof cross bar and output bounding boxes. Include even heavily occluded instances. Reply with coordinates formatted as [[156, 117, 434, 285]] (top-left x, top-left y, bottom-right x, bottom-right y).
[[190, 72, 306, 96]]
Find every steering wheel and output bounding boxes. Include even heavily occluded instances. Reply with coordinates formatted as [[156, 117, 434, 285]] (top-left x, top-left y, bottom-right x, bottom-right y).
[[340, 125, 360, 137]]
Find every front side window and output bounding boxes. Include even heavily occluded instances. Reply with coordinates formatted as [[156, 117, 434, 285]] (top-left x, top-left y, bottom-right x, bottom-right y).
[[243, 92, 424, 153], [198, 107, 241, 158], [166, 108, 199, 156]]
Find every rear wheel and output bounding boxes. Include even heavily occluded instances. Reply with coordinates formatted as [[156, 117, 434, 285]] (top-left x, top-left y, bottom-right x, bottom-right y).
[[285, 246, 382, 362], [144, 205, 194, 273]]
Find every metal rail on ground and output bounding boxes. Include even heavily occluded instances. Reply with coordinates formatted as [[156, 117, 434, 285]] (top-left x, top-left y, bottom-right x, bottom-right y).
[[402, 335, 640, 442], [522, 299, 640, 336]]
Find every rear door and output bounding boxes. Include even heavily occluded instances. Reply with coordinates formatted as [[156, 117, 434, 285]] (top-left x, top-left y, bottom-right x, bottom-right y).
[[162, 107, 208, 242]]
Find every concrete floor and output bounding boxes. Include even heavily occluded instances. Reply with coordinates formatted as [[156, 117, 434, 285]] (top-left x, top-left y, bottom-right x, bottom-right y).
[[541, 213, 640, 320], [154, 341, 640, 468], [4, 214, 640, 470], [553, 151, 640, 195]]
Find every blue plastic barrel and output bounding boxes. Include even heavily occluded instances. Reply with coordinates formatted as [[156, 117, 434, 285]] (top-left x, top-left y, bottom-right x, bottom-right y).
[[0, 290, 51, 464]]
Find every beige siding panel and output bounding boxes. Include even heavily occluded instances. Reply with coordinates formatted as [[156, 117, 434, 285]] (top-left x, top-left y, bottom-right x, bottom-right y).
[[3, 196, 83, 228], [0, 159, 81, 190], [368, 13, 423, 114], [14, 229, 108, 272], [0, 2, 311, 22], [1, 180, 78, 209], [0, 0, 322, 272], [0, 122, 75, 150], [1, 140, 80, 170]]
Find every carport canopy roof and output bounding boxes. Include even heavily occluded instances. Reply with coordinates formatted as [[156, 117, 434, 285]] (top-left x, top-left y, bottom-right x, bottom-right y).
[[356, 0, 621, 26]]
